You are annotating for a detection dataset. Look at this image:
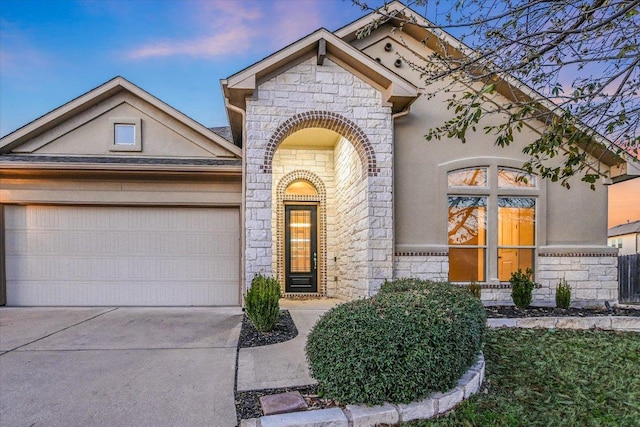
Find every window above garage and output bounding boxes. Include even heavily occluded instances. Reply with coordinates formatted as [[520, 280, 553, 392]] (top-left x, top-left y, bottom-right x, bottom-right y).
[[109, 118, 141, 152]]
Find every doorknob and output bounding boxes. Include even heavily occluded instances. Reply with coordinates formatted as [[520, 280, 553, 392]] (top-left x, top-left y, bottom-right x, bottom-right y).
[[313, 252, 317, 271]]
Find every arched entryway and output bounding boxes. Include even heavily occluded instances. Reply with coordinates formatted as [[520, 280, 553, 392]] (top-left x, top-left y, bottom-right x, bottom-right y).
[[271, 125, 365, 299], [244, 107, 394, 300]]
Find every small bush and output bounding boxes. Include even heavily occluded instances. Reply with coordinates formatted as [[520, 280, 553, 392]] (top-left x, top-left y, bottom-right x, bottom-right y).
[[244, 274, 281, 332], [510, 268, 536, 309], [379, 277, 433, 294], [305, 279, 486, 405], [555, 277, 571, 309], [467, 281, 482, 299]]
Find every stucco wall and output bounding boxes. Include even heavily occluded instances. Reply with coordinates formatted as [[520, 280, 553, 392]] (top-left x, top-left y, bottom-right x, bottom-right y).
[[363, 32, 609, 251], [0, 175, 242, 206], [12, 93, 236, 159]]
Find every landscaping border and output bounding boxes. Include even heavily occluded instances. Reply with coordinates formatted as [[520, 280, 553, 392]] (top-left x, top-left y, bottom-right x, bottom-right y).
[[487, 315, 640, 331], [240, 353, 485, 427]]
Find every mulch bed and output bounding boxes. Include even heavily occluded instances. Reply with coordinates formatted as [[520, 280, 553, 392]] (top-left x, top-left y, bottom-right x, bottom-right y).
[[238, 310, 298, 348], [235, 304, 640, 423]]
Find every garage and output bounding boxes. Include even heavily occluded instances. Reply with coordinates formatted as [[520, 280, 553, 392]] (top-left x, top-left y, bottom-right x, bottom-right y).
[[4, 205, 240, 306]]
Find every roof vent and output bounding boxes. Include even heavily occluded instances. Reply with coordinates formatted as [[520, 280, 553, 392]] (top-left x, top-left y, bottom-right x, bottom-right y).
[[384, 42, 393, 52], [394, 59, 402, 68]]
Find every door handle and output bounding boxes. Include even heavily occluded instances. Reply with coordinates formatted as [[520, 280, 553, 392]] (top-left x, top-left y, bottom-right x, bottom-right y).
[[313, 252, 317, 271]]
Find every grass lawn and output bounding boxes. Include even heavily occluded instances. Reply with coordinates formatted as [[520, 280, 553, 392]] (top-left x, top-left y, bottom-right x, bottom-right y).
[[410, 328, 640, 427]]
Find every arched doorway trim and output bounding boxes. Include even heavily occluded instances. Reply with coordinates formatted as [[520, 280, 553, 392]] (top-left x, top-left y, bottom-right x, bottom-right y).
[[261, 110, 378, 177], [275, 170, 327, 295]]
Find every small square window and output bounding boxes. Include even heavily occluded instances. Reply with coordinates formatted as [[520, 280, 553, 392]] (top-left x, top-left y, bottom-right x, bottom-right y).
[[114, 124, 136, 145], [109, 118, 141, 152]]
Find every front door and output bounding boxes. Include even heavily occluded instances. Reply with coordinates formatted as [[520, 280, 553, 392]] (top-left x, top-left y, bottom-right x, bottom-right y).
[[285, 205, 317, 293]]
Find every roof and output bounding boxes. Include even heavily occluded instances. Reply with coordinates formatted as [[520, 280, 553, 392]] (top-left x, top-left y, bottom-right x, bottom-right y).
[[608, 220, 640, 237], [0, 76, 242, 159], [221, 27, 420, 146], [210, 126, 233, 144]]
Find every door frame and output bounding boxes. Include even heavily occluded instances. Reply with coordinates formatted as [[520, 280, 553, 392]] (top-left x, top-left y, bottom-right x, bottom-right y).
[[284, 203, 318, 293]]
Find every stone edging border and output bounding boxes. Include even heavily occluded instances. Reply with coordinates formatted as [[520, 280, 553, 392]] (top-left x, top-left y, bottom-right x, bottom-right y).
[[240, 353, 485, 427], [487, 315, 640, 332]]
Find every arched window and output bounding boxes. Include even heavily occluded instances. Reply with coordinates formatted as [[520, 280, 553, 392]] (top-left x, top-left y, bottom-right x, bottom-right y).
[[285, 180, 318, 196]]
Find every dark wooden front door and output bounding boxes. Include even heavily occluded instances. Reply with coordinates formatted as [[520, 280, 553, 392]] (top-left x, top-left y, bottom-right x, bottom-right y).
[[285, 205, 317, 293]]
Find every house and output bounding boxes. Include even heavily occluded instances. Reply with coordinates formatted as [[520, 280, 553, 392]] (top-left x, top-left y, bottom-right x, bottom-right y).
[[608, 220, 640, 255], [1, 1, 637, 307]]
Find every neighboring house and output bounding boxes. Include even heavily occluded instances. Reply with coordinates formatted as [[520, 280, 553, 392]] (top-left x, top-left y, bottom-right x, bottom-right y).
[[1, 1, 638, 307], [608, 220, 640, 255]]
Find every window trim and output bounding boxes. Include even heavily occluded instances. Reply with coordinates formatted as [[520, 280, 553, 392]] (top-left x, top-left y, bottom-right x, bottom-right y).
[[441, 158, 545, 284], [109, 118, 142, 152]]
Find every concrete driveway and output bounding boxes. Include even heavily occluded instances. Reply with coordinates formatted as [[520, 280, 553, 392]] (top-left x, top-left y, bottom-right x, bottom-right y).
[[0, 307, 242, 427]]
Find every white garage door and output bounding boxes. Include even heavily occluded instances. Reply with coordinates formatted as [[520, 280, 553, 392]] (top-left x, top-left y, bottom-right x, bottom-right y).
[[4, 205, 240, 306]]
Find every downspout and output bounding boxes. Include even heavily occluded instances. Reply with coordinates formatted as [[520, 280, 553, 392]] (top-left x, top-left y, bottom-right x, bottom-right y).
[[389, 104, 414, 285], [225, 98, 247, 307]]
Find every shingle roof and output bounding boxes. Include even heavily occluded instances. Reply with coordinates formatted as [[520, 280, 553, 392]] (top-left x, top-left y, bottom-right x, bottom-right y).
[[0, 154, 241, 166], [209, 126, 233, 143], [608, 220, 640, 237]]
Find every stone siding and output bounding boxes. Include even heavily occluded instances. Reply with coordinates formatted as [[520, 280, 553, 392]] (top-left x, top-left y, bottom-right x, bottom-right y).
[[244, 56, 393, 296], [393, 254, 449, 281], [537, 254, 618, 306], [334, 138, 367, 299]]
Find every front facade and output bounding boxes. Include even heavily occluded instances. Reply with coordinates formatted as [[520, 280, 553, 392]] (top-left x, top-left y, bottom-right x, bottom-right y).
[[1, 2, 636, 307]]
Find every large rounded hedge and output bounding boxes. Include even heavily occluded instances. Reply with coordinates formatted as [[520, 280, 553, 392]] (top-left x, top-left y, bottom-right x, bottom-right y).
[[305, 280, 486, 405]]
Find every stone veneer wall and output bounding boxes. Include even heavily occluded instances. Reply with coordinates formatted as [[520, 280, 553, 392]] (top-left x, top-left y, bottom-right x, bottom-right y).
[[393, 252, 449, 281], [392, 252, 618, 306], [536, 254, 618, 306], [334, 137, 367, 299], [244, 56, 394, 296]]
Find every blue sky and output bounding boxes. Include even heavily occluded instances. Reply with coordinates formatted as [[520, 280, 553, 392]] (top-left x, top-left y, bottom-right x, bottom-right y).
[[0, 0, 405, 137]]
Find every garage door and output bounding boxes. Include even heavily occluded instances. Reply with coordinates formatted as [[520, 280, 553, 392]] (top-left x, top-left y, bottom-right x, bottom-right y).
[[4, 205, 240, 306]]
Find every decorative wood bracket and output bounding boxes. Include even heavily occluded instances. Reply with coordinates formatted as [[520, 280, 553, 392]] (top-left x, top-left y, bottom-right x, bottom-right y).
[[317, 39, 326, 65]]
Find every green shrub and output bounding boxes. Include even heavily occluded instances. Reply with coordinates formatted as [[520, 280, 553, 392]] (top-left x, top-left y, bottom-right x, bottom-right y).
[[379, 277, 451, 294], [244, 274, 281, 332], [510, 268, 536, 309], [467, 281, 482, 299], [555, 277, 571, 309], [305, 279, 486, 405]]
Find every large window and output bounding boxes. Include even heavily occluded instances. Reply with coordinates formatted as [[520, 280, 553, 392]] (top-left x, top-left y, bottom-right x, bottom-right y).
[[448, 167, 537, 282]]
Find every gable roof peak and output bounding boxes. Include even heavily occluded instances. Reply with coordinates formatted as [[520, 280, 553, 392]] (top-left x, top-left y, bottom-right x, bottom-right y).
[[1, 76, 241, 157]]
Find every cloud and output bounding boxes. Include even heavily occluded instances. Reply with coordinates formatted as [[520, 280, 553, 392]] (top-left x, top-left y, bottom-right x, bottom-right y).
[[126, 0, 328, 60], [127, 26, 257, 59], [127, 0, 262, 60]]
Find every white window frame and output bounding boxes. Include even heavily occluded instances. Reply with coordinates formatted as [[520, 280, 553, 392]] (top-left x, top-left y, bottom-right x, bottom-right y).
[[445, 162, 542, 283], [109, 118, 142, 152]]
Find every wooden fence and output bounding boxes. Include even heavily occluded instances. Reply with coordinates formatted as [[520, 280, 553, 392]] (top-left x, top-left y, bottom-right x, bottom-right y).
[[619, 253, 640, 304]]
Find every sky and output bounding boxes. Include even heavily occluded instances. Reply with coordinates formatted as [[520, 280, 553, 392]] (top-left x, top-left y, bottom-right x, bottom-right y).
[[0, 0, 638, 227]]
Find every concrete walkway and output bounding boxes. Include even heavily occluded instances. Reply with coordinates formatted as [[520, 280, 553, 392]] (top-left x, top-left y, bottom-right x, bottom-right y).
[[236, 298, 341, 392], [0, 307, 242, 427]]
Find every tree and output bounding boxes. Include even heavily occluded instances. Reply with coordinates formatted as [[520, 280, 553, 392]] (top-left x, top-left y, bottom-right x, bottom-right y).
[[355, 0, 640, 188]]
